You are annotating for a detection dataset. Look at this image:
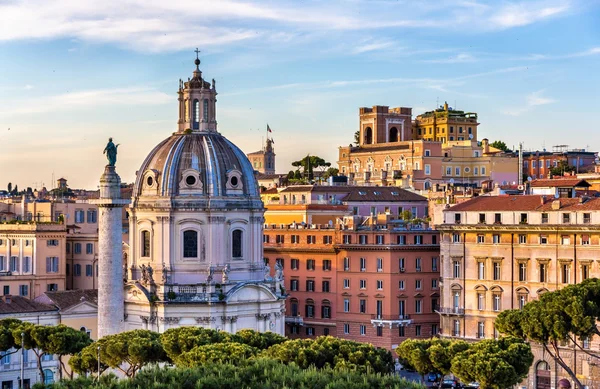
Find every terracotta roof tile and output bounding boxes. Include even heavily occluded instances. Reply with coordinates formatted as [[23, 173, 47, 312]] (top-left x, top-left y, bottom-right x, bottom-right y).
[[35, 289, 98, 311], [449, 195, 600, 212], [530, 178, 590, 188], [0, 296, 56, 314]]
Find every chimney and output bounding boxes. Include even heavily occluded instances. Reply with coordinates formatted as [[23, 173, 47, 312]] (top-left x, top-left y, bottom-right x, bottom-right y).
[[3, 295, 11, 304], [541, 196, 546, 205], [552, 199, 561, 210]]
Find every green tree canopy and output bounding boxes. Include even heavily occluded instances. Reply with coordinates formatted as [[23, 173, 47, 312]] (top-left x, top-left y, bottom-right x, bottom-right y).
[[291, 155, 331, 181], [490, 140, 510, 152], [160, 326, 233, 365], [451, 337, 533, 389], [261, 336, 394, 374], [495, 279, 600, 389], [49, 359, 421, 389], [73, 330, 166, 377], [0, 318, 22, 352], [37, 324, 93, 379], [549, 160, 576, 177], [231, 329, 287, 350], [354, 130, 360, 146], [177, 342, 258, 368]]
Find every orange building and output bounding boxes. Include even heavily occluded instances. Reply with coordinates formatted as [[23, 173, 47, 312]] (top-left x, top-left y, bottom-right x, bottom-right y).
[[264, 219, 440, 353]]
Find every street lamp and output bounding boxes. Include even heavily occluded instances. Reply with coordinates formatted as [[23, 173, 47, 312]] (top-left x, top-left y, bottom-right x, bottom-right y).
[[20, 332, 24, 389]]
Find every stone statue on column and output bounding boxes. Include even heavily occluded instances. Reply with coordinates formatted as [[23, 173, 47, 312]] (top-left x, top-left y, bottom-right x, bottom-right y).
[[274, 261, 284, 281], [222, 264, 230, 283], [264, 263, 272, 281]]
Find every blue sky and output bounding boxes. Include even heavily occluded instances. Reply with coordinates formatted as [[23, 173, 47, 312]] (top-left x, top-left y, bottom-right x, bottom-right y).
[[0, 0, 599, 189]]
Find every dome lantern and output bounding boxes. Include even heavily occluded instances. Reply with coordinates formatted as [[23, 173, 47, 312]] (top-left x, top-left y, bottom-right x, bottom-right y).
[[177, 49, 218, 134]]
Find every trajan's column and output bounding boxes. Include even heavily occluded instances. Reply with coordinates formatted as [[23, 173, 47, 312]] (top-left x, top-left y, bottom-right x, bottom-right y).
[[92, 138, 130, 338]]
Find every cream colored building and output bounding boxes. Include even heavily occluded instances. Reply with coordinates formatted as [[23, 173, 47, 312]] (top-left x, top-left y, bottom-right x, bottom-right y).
[[0, 199, 100, 291], [338, 105, 518, 191], [439, 195, 600, 388], [0, 223, 67, 299]]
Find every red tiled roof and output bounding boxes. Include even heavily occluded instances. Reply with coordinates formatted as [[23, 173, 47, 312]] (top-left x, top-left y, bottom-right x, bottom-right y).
[[449, 195, 600, 212], [261, 188, 278, 194], [35, 289, 98, 311], [530, 178, 590, 188], [280, 185, 425, 202], [0, 296, 56, 314]]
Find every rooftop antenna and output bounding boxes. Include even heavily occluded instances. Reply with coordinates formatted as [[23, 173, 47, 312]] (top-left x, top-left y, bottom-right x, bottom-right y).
[[436, 97, 439, 108], [454, 100, 456, 110]]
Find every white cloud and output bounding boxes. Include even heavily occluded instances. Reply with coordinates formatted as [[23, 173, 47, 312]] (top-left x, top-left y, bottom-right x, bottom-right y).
[[0, 0, 578, 52], [489, 1, 570, 28], [352, 40, 396, 54], [421, 53, 477, 63], [0, 87, 171, 116], [505, 90, 556, 116]]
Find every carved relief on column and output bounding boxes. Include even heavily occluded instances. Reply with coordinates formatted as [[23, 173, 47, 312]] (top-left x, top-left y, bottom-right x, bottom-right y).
[[250, 216, 264, 224], [160, 317, 181, 325], [221, 315, 238, 324], [195, 317, 216, 324]]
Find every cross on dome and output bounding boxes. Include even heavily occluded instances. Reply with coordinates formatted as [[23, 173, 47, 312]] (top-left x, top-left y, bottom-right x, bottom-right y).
[[194, 48, 201, 70]]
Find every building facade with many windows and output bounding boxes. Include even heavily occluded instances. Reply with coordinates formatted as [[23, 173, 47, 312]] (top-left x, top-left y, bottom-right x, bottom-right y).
[[439, 195, 600, 387], [337, 105, 518, 190], [0, 223, 67, 299], [264, 220, 440, 354]]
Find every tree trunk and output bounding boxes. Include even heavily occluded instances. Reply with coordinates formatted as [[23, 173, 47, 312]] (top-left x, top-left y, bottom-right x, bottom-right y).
[[546, 343, 585, 389], [36, 352, 45, 384]]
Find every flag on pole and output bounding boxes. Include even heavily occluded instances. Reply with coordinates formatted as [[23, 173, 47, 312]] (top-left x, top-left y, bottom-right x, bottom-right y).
[[267, 124, 272, 133]]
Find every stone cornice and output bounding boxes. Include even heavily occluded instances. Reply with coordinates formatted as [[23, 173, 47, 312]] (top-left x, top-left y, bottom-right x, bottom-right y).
[[438, 224, 600, 233]]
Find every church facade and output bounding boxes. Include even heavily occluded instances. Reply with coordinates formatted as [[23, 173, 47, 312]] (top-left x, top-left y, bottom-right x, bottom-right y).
[[97, 55, 286, 336]]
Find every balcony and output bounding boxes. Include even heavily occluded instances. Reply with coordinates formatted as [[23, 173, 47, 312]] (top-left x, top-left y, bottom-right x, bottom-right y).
[[437, 307, 465, 316], [285, 316, 304, 325], [370, 314, 412, 328]]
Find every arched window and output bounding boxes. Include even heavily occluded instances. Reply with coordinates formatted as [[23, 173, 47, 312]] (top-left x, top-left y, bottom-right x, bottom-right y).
[[193, 99, 200, 129], [364, 127, 373, 144], [389, 127, 398, 142], [141, 231, 150, 257], [203, 99, 209, 121], [44, 369, 54, 384], [232, 229, 243, 258], [183, 230, 198, 258], [321, 300, 331, 319]]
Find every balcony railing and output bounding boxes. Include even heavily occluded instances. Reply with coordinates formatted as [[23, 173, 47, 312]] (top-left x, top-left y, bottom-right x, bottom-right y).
[[370, 314, 412, 328], [437, 307, 465, 315], [285, 316, 304, 325]]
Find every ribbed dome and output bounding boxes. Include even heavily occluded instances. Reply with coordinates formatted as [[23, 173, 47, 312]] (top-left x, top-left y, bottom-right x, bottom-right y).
[[133, 132, 259, 201]]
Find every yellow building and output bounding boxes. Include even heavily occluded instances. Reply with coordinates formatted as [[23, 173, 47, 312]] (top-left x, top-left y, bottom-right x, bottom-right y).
[[413, 102, 479, 143], [0, 222, 67, 299], [439, 195, 600, 388]]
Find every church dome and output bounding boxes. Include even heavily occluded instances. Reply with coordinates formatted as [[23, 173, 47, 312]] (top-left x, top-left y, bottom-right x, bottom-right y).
[[132, 55, 260, 207], [133, 131, 259, 200]]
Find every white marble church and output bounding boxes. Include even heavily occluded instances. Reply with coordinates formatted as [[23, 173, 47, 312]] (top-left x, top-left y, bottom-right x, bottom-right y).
[[97, 54, 286, 337]]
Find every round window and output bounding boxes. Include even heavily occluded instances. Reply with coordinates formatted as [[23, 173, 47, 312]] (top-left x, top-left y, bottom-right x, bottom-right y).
[[230, 176, 239, 186], [146, 176, 153, 187], [464, 167, 471, 173], [186, 175, 197, 186]]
